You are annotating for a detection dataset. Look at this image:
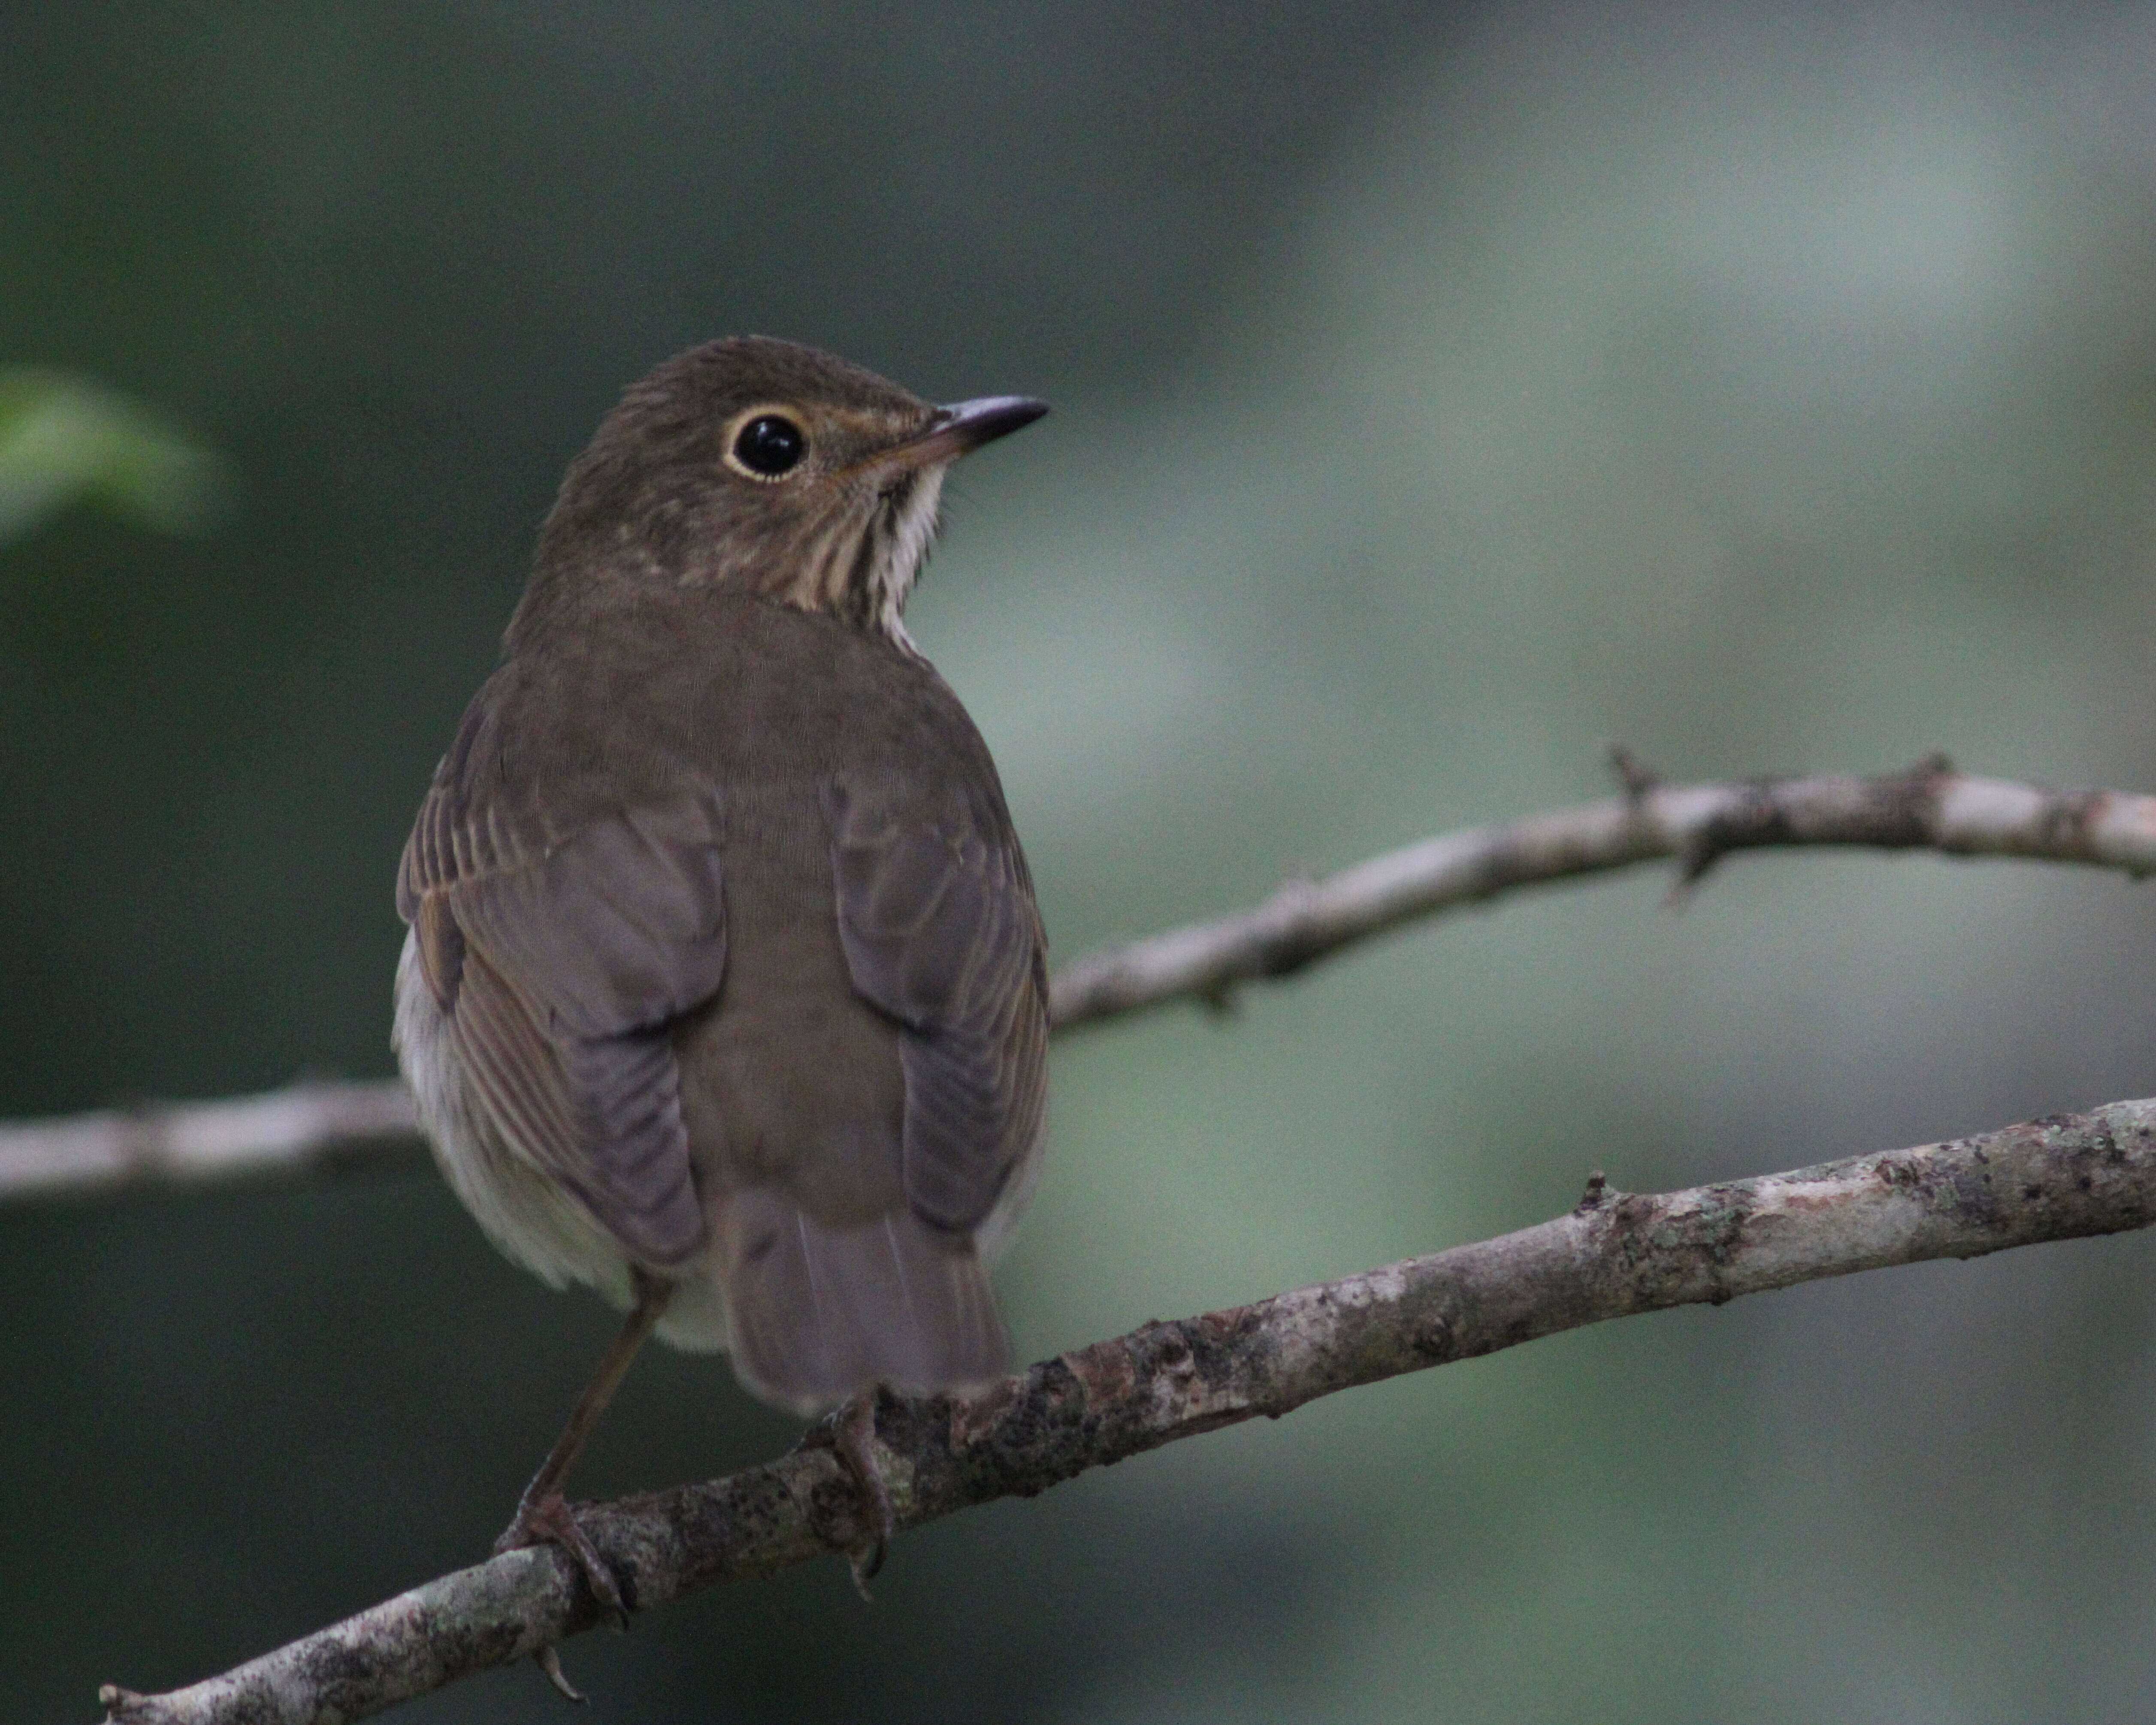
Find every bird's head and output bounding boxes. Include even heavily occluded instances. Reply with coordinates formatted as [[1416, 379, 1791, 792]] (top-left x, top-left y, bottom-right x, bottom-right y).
[[529, 336, 1045, 648]]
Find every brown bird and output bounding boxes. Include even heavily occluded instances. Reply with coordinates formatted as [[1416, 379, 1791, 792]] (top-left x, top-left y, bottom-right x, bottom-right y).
[[392, 336, 1049, 1615]]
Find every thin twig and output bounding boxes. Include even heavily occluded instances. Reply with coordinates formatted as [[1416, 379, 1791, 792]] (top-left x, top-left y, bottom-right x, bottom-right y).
[[99, 1096, 2156, 1725], [1050, 756, 2156, 1021], [9, 761, 2155, 1214], [0, 1081, 423, 1208]]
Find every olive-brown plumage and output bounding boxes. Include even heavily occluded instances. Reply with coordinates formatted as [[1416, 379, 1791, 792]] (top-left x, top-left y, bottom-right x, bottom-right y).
[[392, 337, 1047, 1595]]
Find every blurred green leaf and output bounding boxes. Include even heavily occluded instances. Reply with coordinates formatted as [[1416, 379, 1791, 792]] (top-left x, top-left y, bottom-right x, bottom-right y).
[[0, 368, 226, 547]]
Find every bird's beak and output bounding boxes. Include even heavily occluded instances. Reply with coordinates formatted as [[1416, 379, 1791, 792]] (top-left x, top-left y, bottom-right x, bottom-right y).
[[867, 396, 1048, 475]]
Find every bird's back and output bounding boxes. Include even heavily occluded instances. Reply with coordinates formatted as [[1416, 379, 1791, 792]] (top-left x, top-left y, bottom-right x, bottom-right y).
[[407, 587, 1045, 1411]]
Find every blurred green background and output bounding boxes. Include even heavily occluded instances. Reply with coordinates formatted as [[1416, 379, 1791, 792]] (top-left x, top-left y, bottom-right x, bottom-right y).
[[9, 3, 2156, 1719]]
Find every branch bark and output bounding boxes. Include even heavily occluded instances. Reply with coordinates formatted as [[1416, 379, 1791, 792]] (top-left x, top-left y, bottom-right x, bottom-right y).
[[100, 1096, 2156, 1725], [11, 760, 2156, 1212]]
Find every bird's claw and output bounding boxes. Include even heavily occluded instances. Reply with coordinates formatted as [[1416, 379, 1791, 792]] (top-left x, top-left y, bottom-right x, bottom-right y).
[[495, 1490, 632, 1628], [536, 1646, 586, 1705], [798, 1390, 897, 1597]]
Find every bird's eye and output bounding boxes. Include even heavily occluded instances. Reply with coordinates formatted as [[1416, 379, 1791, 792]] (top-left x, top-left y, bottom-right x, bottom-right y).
[[729, 413, 807, 479]]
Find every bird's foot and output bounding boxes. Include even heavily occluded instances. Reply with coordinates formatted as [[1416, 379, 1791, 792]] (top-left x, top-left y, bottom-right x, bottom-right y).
[[495, 1490, 632, 1628], [799, 1389, 896, 1598]]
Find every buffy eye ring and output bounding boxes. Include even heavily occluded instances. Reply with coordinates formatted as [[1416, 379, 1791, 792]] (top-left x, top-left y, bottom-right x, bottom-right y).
[[726, 411, 807, 480]]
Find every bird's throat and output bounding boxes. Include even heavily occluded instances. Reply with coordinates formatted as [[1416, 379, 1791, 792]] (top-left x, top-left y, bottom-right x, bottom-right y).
[[763, 466, 946, 654], [870, 465, 946, 653]]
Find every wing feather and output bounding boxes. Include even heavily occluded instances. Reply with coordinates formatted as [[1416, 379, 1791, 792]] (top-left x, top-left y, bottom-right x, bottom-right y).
[[824, 780, 1047, 1236], [401, 783, 728, 1268]]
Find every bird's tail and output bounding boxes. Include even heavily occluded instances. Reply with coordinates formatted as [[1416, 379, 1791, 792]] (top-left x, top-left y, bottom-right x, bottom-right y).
[[710, 1187, 1010, 1415]]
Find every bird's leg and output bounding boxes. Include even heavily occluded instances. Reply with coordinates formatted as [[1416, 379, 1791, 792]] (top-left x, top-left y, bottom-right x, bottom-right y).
[[797, 1386, 897, 1598], [836, 1389, 896, 1595], [496, 1268, 674, 1627]]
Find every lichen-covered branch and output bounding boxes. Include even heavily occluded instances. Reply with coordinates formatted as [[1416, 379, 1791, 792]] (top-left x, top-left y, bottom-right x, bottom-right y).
[[11, 760, 2156, 1214], [101, 1097, 2156, 1725]]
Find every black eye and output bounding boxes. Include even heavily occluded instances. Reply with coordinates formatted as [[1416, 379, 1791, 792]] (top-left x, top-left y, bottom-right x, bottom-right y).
[[731, 413, 806, 478]]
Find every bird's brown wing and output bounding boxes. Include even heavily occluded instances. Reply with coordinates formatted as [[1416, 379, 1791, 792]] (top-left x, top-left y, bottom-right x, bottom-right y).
[[400, 764, 727, 1269], [823, 777, 1048, 1236]]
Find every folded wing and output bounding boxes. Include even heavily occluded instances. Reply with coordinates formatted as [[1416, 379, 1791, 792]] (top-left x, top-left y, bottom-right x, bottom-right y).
[[823, 778, 1048, 1239], [400, 766, 728, 1270]]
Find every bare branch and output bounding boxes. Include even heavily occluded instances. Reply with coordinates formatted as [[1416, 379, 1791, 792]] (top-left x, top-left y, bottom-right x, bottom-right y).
[[101, 1097, 2156, 1725], [0, 1080, 422, 1207], [10, 761, 2155, 1214], [1049, 757, 2156, 1023]]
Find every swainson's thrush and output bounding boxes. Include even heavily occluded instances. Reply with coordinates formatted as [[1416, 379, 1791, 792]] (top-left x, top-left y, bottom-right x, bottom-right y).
[[392, 336, 1049, 1606]]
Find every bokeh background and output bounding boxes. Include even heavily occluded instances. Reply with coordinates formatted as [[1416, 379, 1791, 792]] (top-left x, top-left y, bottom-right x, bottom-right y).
[[10, 3, 2156, 1719]]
